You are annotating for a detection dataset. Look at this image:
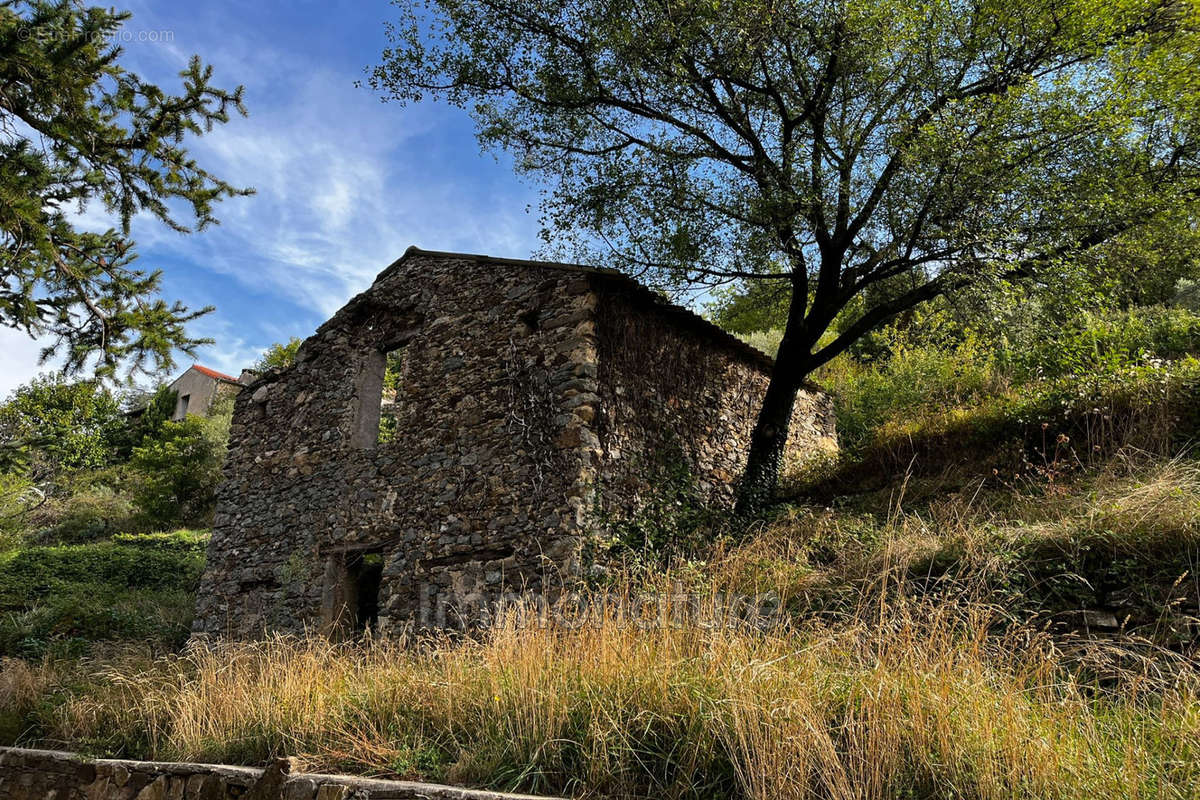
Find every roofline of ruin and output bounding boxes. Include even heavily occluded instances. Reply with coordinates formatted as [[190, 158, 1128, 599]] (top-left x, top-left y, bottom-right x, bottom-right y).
[[384, 247, 829, 390]]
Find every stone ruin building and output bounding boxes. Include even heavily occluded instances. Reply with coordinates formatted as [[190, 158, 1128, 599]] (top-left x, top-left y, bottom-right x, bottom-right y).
[[193, 247, 836, 638]]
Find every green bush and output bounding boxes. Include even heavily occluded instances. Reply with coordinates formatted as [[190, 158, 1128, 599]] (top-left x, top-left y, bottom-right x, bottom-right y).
[[0, 375, 126, 477], [0, 530, 208, 657], [820, 330, 1002, 451], [37, 487, 138, 544], [0, 473, 40, 551], [21, 467, 143, 545], [1003, 306, 1200, 381], [118, 385, 178, 458], [819, 304, 1200, 456], [130, 400, 231, 528]]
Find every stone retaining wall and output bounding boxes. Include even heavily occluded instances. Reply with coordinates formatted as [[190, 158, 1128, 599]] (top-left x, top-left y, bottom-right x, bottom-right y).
[[0, 748, 560, 800]]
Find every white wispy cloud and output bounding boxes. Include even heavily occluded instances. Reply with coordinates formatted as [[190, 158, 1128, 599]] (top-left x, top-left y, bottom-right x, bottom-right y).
[[0, 328, 57, 399], [1, 1, 544, 396], [129, 21, 542, 316]]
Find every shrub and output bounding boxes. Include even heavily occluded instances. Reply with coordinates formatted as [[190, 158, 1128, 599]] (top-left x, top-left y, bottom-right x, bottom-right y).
[[118, 385, 178, 458], [1004, 306, 1200, 381], [254, 337, 303, 372], [0, 531, 208, 657], [21, 467, 143, 545], [130, 402, 231, 528], [0, 375, 126, 478], [818, 329, 1003, 452], [817, 304, 1200, 463], [739, 328, 783, 358], [0, 473, 40, 551]]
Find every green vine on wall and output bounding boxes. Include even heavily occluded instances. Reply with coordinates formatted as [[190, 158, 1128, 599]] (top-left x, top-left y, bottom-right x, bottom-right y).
[[590, 439, 727, 571]]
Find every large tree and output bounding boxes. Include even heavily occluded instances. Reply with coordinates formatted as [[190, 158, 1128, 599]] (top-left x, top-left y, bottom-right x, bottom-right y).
[[371, 0, 1200, 509], [0, 1, 250, 379], [0, 373, 124, 475]]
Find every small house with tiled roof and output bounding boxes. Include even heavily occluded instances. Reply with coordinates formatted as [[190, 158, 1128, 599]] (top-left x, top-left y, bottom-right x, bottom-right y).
[[167, 364, 246, 421], [193, 247, 837, 638]]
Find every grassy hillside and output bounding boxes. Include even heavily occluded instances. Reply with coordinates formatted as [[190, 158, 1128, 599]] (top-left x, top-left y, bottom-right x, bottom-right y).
[[0, 455, 1196, 798], [1, 307, 1198, 797], [0, 530, 207, 658]]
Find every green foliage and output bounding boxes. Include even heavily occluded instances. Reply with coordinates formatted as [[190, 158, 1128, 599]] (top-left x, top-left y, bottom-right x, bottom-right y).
[[598, 453, 724, 568], [377, 347, 407, 444], [0, 374, 125, 476], [1003, 307, 1200, 381], [0, 471, 39, 550], [121, 385, 178, 455], [1173, 277, 1200, 312], [1080, 209, 1200, 307], [24, 466, 140, 545], [823, 332, 1002, 452], [737, 328, 783, 359], [382, 348, 406, 393], [817, 302, 1200, 457], [0, 1, 252, 378], [707, 279, 790, 337], [129, 396, 231, 527], [374, 0, 1200, 389], [254, 337, 303, 372], [0, 529, 208, 657]]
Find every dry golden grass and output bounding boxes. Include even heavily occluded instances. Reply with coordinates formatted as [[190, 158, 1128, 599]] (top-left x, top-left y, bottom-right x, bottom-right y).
[[735, 454, 1200, 619], [11, 592, 1196, 800], [4, 455, 1200, 798]]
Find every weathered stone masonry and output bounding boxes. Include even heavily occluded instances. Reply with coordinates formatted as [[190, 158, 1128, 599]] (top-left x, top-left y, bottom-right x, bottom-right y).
[[192, 248, 836, 638], [0, 747, 559, 800]]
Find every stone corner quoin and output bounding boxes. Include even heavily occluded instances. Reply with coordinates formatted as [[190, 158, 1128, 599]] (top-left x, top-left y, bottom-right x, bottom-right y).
[[192, 247, 838, 638]]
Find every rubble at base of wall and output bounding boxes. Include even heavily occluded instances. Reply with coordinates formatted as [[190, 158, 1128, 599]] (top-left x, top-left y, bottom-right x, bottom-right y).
[[0, 747, 561, 800]]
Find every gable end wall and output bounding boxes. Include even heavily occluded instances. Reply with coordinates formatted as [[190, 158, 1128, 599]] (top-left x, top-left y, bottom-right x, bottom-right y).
[[193, 254, 599, 637]]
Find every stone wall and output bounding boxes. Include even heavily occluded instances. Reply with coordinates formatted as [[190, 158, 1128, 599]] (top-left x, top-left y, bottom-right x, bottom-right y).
[[194, 252, 597, 638], [193, 248, 837, 638], [591, 279, 837, 515], [0, 747, 558, 800]]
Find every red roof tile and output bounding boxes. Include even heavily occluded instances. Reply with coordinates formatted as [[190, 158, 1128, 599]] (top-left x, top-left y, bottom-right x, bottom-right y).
[[191, 364, 240, 383]]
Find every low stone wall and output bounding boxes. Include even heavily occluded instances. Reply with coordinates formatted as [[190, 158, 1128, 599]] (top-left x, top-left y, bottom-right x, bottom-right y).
[[0, 747, 560, 800]]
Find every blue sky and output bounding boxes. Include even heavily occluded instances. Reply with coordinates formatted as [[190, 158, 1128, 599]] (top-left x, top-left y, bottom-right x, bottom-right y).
[[0, 0, 544, 396]]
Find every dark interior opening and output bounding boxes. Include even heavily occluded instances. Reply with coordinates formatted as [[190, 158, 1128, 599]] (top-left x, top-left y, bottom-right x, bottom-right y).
[[348, 550, 384, 634], [518, 308, 541, 332]]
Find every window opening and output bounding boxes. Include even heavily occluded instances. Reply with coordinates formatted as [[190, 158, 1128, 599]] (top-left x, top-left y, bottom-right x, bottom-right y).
[[352, 344, 408, 449], [378, 346, 407, 444]]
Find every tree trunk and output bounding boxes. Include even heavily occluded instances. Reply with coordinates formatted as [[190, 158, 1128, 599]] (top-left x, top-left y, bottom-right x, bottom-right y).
[[735, 327, 808, 515]]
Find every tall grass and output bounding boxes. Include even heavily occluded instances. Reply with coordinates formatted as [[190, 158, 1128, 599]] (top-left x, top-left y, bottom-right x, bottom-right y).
[[8, 591, 1197, 799], [744, 454, 1200, 645], [4, 459, 1199, 798]]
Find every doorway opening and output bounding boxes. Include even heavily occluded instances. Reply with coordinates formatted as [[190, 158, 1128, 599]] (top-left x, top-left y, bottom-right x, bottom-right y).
[[349, 550, 384, 634], [325, 548, 386, 637]]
